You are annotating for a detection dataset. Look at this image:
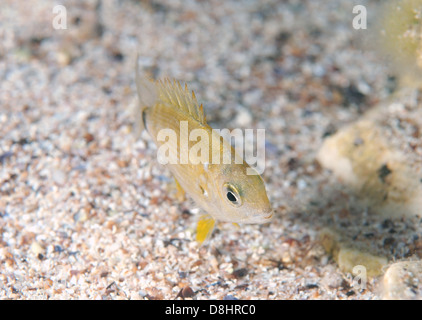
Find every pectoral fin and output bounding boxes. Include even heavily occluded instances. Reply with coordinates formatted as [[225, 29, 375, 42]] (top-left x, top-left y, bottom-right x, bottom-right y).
[[196, 214, 216, 244], [174, 178, 186, 202]]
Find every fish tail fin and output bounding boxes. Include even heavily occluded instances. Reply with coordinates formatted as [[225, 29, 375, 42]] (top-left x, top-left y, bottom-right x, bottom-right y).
[[133, 54, 157, 134], [196, 214, 216, 244]]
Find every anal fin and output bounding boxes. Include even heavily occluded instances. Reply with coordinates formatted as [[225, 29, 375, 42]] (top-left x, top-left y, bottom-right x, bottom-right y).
[[196, 214, 215, 244]]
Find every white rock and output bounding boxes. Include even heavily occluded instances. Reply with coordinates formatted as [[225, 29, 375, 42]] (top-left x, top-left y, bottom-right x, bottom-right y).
[[382, 261, 422, 300]]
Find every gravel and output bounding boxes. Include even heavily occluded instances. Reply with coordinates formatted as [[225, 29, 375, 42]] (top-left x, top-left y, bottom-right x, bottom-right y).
[[1, 0, 420, 300]]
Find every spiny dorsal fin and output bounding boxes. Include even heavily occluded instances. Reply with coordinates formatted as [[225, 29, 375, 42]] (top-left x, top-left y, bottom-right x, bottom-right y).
[[157, 78, 207, 125]]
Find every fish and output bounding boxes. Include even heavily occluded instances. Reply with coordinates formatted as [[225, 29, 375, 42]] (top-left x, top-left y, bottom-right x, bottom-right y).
[[135, 66, 273, 243]]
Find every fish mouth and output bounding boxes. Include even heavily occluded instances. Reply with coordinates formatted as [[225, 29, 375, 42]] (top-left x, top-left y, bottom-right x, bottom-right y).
[[247, 209, 273, 224], [263, 211, 273, 220]]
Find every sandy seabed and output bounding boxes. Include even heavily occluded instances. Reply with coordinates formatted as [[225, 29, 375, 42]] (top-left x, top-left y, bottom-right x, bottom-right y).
[[1, 0, 421, 300]]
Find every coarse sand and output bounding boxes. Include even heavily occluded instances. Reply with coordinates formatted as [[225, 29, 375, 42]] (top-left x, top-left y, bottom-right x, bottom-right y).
[[1, 0, 421, 300]]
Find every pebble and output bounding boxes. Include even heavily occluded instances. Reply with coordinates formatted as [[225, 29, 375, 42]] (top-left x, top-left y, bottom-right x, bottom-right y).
[[317, 88, 422, 218], [320, 266, 344, 289], [382, 261, 422, 300], [31, 241, 45, 257], [234, 107, 252, 127], [52, 169, 67, 186], [320, 228, 388, 278], [337, 247, 387, 278], [56, 51, 71, 67]]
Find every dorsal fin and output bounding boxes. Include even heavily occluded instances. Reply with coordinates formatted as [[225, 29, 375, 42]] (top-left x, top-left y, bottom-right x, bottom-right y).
[[156, 78, 207, 125]]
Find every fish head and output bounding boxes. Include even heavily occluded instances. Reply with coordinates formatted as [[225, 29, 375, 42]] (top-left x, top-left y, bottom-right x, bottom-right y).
[[213, 164, 273, 224]]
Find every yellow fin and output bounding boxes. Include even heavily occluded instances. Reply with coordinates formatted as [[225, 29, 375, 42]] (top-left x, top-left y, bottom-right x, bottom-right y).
[[196, 214, 215, 244], [174, 177, 186, 202], [232, 223, 240, 229], [157, 79, 207, 125]]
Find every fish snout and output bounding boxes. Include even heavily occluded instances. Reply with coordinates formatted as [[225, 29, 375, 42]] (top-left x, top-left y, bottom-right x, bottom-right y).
[[250, 208, 273, 224], [262, 209, 273, 221], [263, 210, 273, 220]]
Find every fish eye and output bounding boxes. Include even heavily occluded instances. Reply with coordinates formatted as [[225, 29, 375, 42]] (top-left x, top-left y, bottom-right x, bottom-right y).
[[223, 183, 242, 207]]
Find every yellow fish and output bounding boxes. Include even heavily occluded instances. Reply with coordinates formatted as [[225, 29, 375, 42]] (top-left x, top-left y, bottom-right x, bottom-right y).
[[135, 69, 273, 243]]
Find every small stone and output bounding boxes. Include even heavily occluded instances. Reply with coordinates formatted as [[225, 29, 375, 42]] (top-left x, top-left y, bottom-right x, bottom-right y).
[[52, 169, 67, 186], [337, 247, 387, 278], [319, 228, 341, 258], [73, 208, 89, 222], [31, 242, 45, 257], [0, 151, 13, 163], [321, 267, 344, 289], [382, 261, 422, 300], [84, 133, 95, 143], [232, 268, 248, 279], [234, 107, 252, 127], [56, 51, 71, 66], [320, 228, 388, 278], [297, 179, 307, 190], [176, 286, 195, 299], [317, 88, 422, 218]]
